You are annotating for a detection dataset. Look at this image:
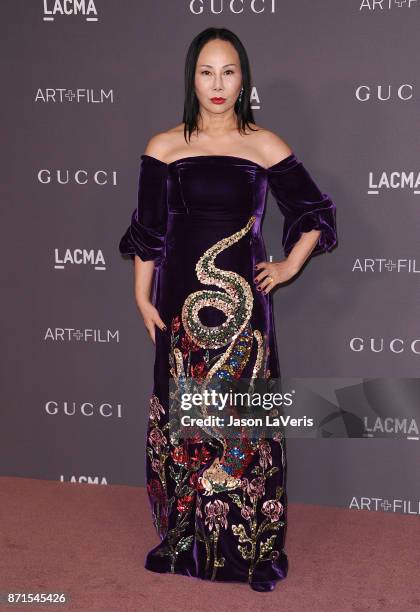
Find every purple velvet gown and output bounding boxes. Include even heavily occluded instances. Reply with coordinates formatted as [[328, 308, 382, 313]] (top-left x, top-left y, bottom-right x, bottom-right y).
[[119, 152, 337, 590]]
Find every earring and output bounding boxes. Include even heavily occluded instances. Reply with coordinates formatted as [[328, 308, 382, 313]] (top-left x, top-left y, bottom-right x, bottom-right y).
[[237, 87, 244, 105]]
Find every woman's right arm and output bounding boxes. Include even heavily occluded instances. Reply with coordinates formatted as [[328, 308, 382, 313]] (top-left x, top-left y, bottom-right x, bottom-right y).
[[134, 255, 166, 344], [119, 134, 170, 344]]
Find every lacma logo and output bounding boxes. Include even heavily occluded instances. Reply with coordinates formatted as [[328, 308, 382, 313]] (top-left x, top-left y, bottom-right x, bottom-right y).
[[43, 0, 99, 22], [367, 169, 420, 195], [250, 86, 261, 110], [60, 475, 108, 484], [54, 248, 106, 270], [363, 416, 419, 439]]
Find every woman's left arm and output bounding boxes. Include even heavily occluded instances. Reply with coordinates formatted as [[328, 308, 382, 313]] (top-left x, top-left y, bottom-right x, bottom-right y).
[[255, 152, 337, 294]]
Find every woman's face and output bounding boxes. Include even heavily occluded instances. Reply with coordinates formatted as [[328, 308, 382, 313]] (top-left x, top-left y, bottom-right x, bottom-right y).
[[194, 39, 243, 115]]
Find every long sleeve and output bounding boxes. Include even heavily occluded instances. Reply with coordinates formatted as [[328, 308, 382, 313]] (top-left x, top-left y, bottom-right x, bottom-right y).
[[267, 153, 337, 258], [118, 155, 168, 266]]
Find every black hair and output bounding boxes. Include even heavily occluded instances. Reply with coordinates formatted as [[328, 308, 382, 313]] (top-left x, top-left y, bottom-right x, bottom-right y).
[[182, 27, 258, 143]]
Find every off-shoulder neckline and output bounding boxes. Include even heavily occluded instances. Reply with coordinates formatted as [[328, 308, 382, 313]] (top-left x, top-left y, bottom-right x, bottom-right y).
[[140, 152, 297, 172]]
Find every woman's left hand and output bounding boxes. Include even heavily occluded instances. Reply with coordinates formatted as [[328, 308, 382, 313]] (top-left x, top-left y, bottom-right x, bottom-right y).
[[254, 259, 300, 294]]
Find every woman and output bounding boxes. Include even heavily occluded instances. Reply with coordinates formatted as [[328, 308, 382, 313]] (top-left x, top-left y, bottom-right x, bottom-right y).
[[119, 27, 337, 592]]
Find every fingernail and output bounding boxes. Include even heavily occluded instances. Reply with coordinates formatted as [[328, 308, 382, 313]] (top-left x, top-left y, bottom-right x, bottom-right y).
[[162, 325, 167, 331], [256, 286, 261, 291]]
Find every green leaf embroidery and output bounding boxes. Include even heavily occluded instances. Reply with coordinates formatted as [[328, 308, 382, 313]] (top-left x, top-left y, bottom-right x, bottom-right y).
[[275, 486, 284, 500], [232, 524, 252, 543], [258, 520, 283, 536], [169, 465, 181, 484], [238, 544, 253, 560], [176, 535, 194, 553], [264, 466, 279, 479], [228, 493, 243, 509], [258, 535, 276, 560]]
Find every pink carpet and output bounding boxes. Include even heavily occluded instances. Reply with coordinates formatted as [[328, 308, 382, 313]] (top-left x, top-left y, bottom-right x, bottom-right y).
[[1, 477, 419, 611]]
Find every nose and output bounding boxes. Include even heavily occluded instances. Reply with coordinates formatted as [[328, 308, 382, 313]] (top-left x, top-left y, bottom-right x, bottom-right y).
[[213, 73, 224, 91]]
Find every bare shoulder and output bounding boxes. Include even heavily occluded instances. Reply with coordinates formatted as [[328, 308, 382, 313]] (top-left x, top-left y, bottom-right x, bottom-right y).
[[250, 125, 293, 167], [143, 124, 184, 162]]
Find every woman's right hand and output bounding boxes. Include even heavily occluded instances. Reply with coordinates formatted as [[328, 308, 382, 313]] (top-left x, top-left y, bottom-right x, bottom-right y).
[[136, 299, 167, 345]]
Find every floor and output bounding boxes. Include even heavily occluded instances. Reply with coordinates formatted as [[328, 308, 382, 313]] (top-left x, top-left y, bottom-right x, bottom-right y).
[[1, 476, 419, 611]]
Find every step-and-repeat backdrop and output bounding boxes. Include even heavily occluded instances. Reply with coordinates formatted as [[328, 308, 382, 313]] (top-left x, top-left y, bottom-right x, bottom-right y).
[[2, 0, 419, 516]]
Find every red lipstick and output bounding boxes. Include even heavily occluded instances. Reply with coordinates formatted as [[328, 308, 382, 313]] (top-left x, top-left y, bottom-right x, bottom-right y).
[[210, 97, 226, 104]]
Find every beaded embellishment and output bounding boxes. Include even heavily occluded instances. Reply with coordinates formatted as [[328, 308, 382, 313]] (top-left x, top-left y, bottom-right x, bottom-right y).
[[181, 215, 256, 351], [169, 216, 271, 492]]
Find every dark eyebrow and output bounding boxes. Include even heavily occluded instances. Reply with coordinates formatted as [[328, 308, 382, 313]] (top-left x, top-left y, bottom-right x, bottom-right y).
[[199, 63, 237, 68]]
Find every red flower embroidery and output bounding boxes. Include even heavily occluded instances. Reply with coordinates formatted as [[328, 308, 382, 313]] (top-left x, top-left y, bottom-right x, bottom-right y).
[[189, 472, 199, 489], [147, 479, 166, 503], [177, 495, 195, 513], [189, 432, 203, 444], [191, 361, 207, 382], [171, 445, 188, 466], [181, 333, 200, 355], [189, 445, 212, 468], [171, 315, 181, 333]]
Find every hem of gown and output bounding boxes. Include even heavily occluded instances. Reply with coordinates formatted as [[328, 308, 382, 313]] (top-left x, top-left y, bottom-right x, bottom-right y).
[[144, 547, 289, 590]]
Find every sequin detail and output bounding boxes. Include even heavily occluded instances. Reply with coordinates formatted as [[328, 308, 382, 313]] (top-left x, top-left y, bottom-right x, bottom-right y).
[[169, 217, 274, 497], [181, 216, 256, 350]]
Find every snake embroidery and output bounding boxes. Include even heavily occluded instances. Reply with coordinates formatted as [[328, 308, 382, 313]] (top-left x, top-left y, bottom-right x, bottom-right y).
[[182, 214, 255, 351], [169, 216, 267, 491]]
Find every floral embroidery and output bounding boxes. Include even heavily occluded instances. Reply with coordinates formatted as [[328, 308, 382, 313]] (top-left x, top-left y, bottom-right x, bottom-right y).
[[147, 325, 286, 580], [149, 395, 165, 421], [146, 394, 170, 539], [261, 499, 284, 523], [146, 392, 214, 572], [230, 437, 286, 584], [204, 500, 230, 580], [148, 427, 167, 454], [144, 221, 287, 581], [257, 439, 273, 471]]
